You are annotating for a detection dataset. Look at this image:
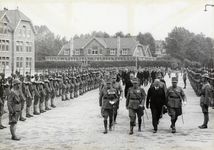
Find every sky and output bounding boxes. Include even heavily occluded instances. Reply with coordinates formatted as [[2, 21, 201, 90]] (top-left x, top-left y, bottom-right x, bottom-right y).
[[0, 0, 214, 40]]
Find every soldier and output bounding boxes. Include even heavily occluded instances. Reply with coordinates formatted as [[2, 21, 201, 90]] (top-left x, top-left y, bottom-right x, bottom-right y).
[[183, 69, 187, 89], [166, 77, 187, 133], [44, 75, 51, 110], [49, 75, 56, 107], [7, 79, 22, 140], [111, 75, 123, 124], [124, 73, 135, 98], [32, 74, 40, 115], [25, 75, 34, 118], [69, 76, 75, 99], [0, 74, 6, 129], [126, 78, 146, 134], [99, 78, 118, 134], [18, 75, 27, 121], [39, 75, 46, 113], [198, 74, 211, 129]]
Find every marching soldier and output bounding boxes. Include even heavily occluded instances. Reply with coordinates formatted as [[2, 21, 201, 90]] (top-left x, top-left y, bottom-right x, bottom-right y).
[[69, 76, 75, 99], [99, 78, 118, 134], [126, 78, 146, 134], [166, 77, 187, 133]]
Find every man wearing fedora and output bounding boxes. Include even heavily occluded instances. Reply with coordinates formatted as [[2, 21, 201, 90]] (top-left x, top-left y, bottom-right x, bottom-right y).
[[198, 74, 211, 129], [166, 77, 187, 133]]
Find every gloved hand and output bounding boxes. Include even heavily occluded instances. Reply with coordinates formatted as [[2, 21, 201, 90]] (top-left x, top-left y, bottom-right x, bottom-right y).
[[109, 101, 115, 105], [183, 101, 187, 106]]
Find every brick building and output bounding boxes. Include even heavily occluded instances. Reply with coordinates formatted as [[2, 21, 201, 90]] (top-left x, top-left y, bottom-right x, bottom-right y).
[[45, 36, 154, 66], [0, 8, 36, 76]]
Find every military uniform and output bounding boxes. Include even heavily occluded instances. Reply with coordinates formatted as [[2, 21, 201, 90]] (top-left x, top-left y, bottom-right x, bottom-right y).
[[126, 78, 146, 134], [166, 77, 187, 133], [99, 78, 118, 134]]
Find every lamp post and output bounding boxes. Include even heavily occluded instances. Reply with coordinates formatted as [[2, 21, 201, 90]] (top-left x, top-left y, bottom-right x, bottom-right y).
[[204, 4, 214, 11]]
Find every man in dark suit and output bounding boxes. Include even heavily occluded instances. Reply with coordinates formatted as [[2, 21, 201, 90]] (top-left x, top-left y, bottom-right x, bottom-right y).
[[146, 79, 166, 133]]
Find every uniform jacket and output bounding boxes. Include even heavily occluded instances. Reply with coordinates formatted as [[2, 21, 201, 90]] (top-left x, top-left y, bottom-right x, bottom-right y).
[[200, 82, 211, 105], [7, 88, 21, 113], [99, 87, 118, 109], [126, 87, 146, 109], [166, 86, 186, 108]]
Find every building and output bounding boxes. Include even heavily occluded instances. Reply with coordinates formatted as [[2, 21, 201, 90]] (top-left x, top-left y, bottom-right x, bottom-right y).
[[0, 8, 36, 76], [45, 36, 154, 66], [155, 40, 167, 57]]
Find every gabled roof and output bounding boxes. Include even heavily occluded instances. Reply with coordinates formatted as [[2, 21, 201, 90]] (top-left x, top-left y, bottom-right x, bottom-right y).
[[0, 9, 37, 34], [58, 36, 143, 55], [0, 12, 11, 23]]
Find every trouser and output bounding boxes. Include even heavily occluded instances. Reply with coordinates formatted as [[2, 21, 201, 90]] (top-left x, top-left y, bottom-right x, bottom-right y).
[[129, 108, 143, 130], [200, 103, 209, 126], [33, 96, 40, 113], [151, 107, 162, 130], [183, 79, 186, 88]]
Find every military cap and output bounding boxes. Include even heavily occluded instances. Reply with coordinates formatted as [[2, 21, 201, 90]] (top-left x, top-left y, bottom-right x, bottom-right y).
[[172, 77, 178, 83], [12, 79, 21, 86], [105, 78, 112, 84], [201, 74, 210, 79], [111, 75, 117, 79], [131, 78, 138, 84]]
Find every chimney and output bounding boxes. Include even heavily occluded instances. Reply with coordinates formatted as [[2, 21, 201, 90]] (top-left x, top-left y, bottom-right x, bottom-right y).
[[117, 36, 120, 57], [70, 38, 73, 57]]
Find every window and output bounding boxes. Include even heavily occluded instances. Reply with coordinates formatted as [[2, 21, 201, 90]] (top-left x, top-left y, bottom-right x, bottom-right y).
[[16, 41, 19, 52], [29, 42, 32, 52], [26, 42, 29, 52], [26, 57, 32, 68], [6, 40, 9, 51], [16, 41, 23, 52], [64, 49, 69, 55], [110, 49, 116, 55], [122, 49, 128, 55], [18, 29, 22, 37], [16, 57, 23, 68], [0, 23, 7, 34], [91, 45, 99, 55], [75, 49, 80, 55], [20, 41, 23, 52], [88, 49, 91, 55], [23, 26, 26, 37], [2, 40, 5, 51], [27, 30, 31, 38], [0, 57, 9, 69]]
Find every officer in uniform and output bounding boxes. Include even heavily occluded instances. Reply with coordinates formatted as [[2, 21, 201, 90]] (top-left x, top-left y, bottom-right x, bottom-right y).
[[0, 74, 6, 129], [99, 78, 118, 134], [126, 78, 146, 134], [32, 75, 40, 115], [25, 74, 34, 118], [198, 74, 211, 129], [18, 75, 27, 121], [7, 79, 22, 140], [166, 77, 187, 133], [111, 75, 123, 124]]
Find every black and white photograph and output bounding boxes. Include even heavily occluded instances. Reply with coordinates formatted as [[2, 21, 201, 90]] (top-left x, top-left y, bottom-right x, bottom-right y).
[[0, 0, 214, 149]]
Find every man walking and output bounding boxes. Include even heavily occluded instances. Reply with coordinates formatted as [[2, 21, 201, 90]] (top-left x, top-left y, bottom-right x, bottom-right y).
[[146, 79, 166, 133]]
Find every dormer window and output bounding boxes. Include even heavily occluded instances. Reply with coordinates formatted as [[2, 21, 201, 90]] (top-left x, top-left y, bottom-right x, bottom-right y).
[[64, 49, 69, 55], [75, 49, 80, 55], [0, 23, 8, 35], [23, 26, 26, 37]]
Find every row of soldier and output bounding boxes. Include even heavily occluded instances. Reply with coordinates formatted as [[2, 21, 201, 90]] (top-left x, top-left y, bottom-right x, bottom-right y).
[[0, 70, 102, 137]]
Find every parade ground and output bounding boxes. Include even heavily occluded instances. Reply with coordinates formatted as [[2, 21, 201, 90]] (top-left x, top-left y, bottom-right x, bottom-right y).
[[0, 73, 214, 150]]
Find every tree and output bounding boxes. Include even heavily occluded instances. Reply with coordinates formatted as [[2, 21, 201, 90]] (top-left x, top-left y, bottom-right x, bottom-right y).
[[113, 31, 125, 38]]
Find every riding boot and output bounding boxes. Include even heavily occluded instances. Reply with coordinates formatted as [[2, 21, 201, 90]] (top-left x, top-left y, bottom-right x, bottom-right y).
[[109, 119, 113, 131], [129, 122, 134, 135], [138, 119, 142, 131], [103, 120, 108, 134]]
